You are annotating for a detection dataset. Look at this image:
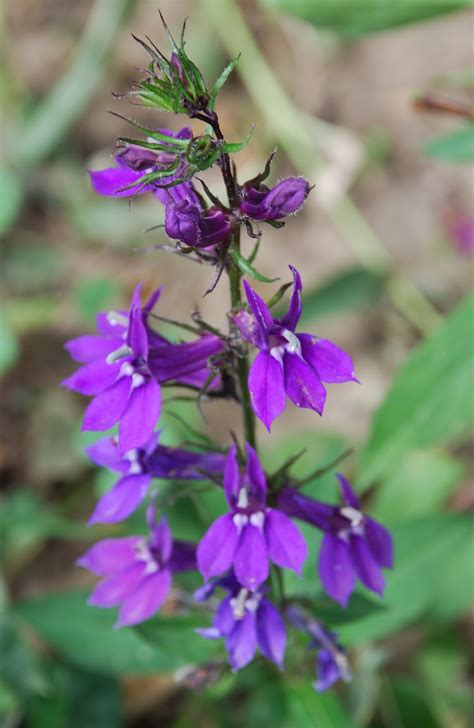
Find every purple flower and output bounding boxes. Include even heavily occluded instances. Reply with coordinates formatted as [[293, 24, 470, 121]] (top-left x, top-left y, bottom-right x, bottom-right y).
[[287, 605, 351, 692], [197, 444, 307, 590], [235, 267, 357, 431], [62, 284, 223, 452], [278, 475, 393, 607], [195, 576, 286, 672], [89, 127, 196, 202], [448, 215, 474, 255], [165, 198, 231, 248], [240, 177, 310, 222], [77, 508, 195, 628], [85, 433, 226, 525]]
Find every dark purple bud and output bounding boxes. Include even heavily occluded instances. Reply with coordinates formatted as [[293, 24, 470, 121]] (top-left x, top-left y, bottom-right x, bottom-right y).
[[198, 208, 231, 247], [240, 177, 311, 222], [165, 200, 201, 246], [115, 146, 160, 172]]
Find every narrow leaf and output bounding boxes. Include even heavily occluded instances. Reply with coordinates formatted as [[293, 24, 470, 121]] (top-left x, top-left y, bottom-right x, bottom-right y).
[[229, 247, 279, 283]]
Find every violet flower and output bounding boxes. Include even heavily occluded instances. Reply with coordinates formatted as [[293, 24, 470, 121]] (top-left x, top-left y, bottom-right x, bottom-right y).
[[235, 267, 357, 431], [240, 177, 310, 222], [278, 475, 393, 607], [62, 284, 223, 453], [165, 198, 231, 248], [85, 433, 226, 525], [287, 605, 351, 692], [448, 215, 474, 256], [77, 508, 195, 628], [89, 127, 196, 202], [195, 575, 286, 672], [197, 444, 307, 590]]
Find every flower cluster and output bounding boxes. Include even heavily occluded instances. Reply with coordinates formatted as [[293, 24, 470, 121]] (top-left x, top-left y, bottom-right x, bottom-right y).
[[65, 16, 392, 694]]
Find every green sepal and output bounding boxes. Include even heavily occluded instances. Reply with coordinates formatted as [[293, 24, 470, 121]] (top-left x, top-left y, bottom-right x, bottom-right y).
[[229, 246, 279, 283], [209, 54, 241, 111], [221, 125, 255, 154]]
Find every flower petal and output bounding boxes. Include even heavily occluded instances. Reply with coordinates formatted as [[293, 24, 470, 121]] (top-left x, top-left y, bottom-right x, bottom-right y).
[[256, 598, 286, 668], [89, 473, 152, 524], [243, 280, 273, 340], [284, 352, 326, 414], [226, 611, 258, 671], [278, 266, 302, 332], [318, 533, 356, 607], [265, 509, 307, 575], [214, 596, 236, 636], [234, 524, 269, 590], [248, 351, 286, 431], [76, 536, 141, 576], [197, 513, 239, 581], [116, 569, 172, 627], [245, 443, 267, 504], [224, 445, 239, 507], [62, 360, 121, 396], [365, 518, 393, 569], [299, 335, 356, 384], [350, 534, 385, 596], [64, 335, 123, 363], [315, 649, 342, 692], [169, 541, 196, 572], [89, 166, 148, 197], [128, 308, 148, 360], [82, 377, 131, 432], [85, 436, 127, 473], [88, 562, 146, 607], [118, 378, 161, 453], [337, 473, 360, 510]]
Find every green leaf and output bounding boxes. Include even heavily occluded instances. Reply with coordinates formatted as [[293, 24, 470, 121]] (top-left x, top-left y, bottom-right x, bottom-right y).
[[360, 295, 474, 486], [258, 0, 473, 37], [15, 591, 218, 676], [386, 679, 440, 728], [209, 54, 241, 109], [338, 514, 472, 644], [371, 449, 465, 524], [221, 125, 255, 154], [428, 525, 474, 620], [424, 124, 474, 162], [72, 277, 120, 325], [0, 316, 19, 378], [230, 247, 279, 283], [285, 681, 357, 728], [297, 267, 385, 323]]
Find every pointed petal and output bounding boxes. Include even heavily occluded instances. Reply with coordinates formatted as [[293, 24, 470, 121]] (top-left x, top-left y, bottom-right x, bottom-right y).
[[243, 280, 273, 341], [96, 310, 128, 336], [277, 488, 334, 531], [65, 335, 122, 363], [62, 360, 121, 396], [197, 514, 239, 581], [299, 335, 356, 384], [226, 611, 258, 671], [265, 509, 307, 575], [256, 599, 286, 668], [89, 166, 148, 197], [88, 562, 146, 607], [214, 597, 236, 636], [365, 518, 393, 569], [279, 266, 302, 331], [284, 352, 326, 414], [224, 445, 239, 507], [116, 569, 172, 627], [245, 444, 267, 504], [118, 378, 161, 453], [149, 517, 172, 562], [89, 473, 151, 524], [248, 351, 286, 431], [85, 436, 127, 472], [76, 536, 141, 576], [337, 474, 360, 509], [82, 377, 130, 432], [318, 533, 356, 607], [143, 286, 162, 314], [315, 649, 342, 692], [350, 534, 385, 596], [128, 308, 148, 360], [234, 524, 269, 590]]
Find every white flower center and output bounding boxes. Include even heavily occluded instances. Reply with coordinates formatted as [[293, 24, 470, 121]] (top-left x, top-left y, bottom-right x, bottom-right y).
[[107, 311, 129, 328], [131, 372, 145, 388], [233, 513, 249, 532], [270, 328, 302, 364], [106, 344, 132, 364], [340, 506, 364, 528], [249, 511, 265, 529]]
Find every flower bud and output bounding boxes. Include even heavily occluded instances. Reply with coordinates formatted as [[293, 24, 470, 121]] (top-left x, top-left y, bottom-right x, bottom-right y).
[[240, 177, 311, 222]]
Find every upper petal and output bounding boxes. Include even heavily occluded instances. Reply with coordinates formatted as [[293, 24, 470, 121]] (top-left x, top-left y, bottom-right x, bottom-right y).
[[89, 166, 148, 197], [242, 280, 273, 341], [76, 536, 141, 576], [284, 352, 326, 414], [318, 533, 356, 607], [82, 376, 131, 432], [224, 445, 240, 507], [248, 351, 286, 431], [264, 509, 307, 575], [118, 378, 161, 453], [299, 335, 357, 384], [234, 523, 269, 590], [88, 562, 146, 608], [61, 360, 121, 396], [85, 436, 127, 473], [197, 513, 239, 581], [116, 569, 172, 627], [278, 266, 302, 332], [337, 473, 360, 510], [64, 335, 123, 363], [88, 473, 152, 524], [245, 443, 267, 504], [256, 598, 286, 668]]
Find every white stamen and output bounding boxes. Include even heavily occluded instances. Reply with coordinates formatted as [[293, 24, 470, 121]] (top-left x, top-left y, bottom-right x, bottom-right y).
[[106, 344, 132, 364], [270, 346, 285, 365], [132, 372, 145, 388], [341, 506, 364, 528], [107, 311, 129, 328], [233, 513, 249, 532], [230, 588, 249, 619], [120, 362, 134, 378], [128, 462, 142, 475], [250, 511, 265, 529], [282, 329, 302, 355], [237, 488, 249, 509]]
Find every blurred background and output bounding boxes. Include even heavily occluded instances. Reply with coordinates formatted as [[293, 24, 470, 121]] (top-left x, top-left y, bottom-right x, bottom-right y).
[[0, 1, 473, 726]]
